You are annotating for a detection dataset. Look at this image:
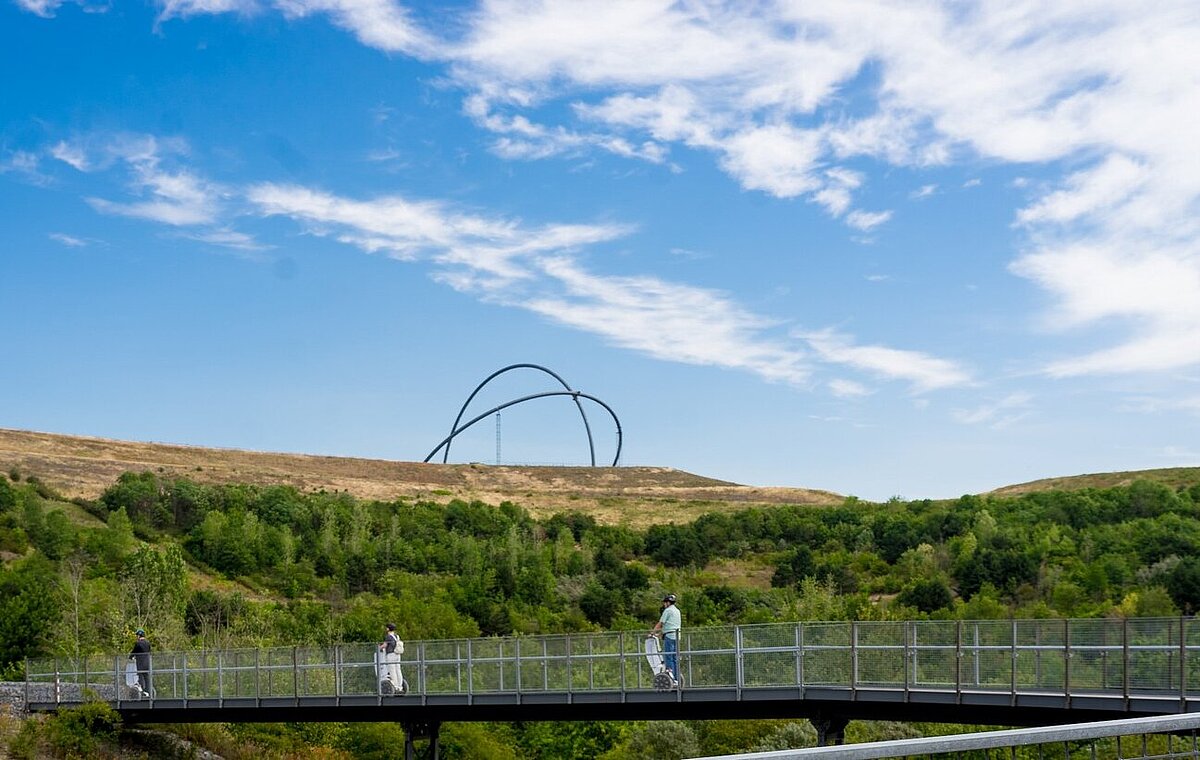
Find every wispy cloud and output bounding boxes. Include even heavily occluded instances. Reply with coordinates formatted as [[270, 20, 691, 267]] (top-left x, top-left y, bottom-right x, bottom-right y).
[[952, 392, 1033, 429], [50, 141, 90, 171], [179, 228, 271, 252], [14, 0, 63, 17], [55, 134, 226, 226], [800, 328, 972, 392], [910, 184, 937, 200], [48, 233, 87, 247], [246, 182, 816, 383], [829, 378, 872, 398], [845, 210, 893, 231], [1, 150, 52, 186]]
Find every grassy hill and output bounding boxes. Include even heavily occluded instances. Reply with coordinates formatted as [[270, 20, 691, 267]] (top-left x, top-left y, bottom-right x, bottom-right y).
[[0, 428, 841, 526], [989, 467, 1200, 496]]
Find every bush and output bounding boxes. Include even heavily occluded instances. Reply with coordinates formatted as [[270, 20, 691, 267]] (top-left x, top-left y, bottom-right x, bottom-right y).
[[38, 700, 121, 758], [897, 579, 953, 613]]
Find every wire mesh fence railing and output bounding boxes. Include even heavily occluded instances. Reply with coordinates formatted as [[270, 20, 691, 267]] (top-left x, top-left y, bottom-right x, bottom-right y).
[[23, 617, 1200, 709]]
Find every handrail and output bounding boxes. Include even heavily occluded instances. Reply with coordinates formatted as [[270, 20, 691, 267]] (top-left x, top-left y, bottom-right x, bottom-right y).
[[689, 712, 1200, 759], [23, 616, 1200, 711]]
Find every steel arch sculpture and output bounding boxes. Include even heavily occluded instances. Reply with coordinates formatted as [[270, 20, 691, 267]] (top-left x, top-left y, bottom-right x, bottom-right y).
[[439, 363, 597, 466], [425, 388, 624, 467]]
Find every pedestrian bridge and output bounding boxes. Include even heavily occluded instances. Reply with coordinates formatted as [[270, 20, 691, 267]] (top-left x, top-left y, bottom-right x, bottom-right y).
[[24, 617, 1200, 733]]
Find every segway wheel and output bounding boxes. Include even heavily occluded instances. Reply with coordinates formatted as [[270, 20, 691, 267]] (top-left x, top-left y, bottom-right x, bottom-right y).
[[380, 679, 395, 696], [653, 672, 675, 691]]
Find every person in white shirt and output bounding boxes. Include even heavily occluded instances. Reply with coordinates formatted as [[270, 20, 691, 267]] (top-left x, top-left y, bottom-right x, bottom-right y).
[[651, 593, 681, 683], [378, 623, 404, 693]]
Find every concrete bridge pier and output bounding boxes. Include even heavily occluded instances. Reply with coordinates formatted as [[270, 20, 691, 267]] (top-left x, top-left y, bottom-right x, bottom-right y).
[[402, 721, 440, 760], [812, 715, 848, 746]]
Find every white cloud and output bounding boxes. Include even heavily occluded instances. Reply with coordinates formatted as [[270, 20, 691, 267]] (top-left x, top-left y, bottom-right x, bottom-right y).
[[829, 378, 871, 398], [181, 228, 271, 251], [963, 178, 981, 188], [157, 0, 435, 56], [0, 150, 49, 185], [157, 0, 252, 20], [952, 392, 1033, 428], [48, 233, 87, 247], [14, 0, 63, 16], [800, 328, 971, 392], [910, 184, 937, 200], [82, 135, 225, 226], [50, 141, 90, 171], [527, 258, 810, 383], [845, 210, 893, 231], [247, 182, 819, 383]]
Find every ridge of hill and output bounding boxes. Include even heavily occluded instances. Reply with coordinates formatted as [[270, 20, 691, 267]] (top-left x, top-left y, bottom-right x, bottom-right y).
[[988, 467, 1200, 497], [0, 428, 841, 525]]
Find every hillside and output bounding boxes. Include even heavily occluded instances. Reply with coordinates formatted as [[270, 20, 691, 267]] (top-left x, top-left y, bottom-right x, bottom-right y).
[[0, 428, 841, 525], [989, 467, 1200, 497]]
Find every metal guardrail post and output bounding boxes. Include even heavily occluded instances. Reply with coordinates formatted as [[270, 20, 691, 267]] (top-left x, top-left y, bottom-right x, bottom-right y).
[[456, 642, 462, 693], [1064, 619, 1071, 707], [685, 631, 692, 689], [217, 651, 223, 707], [291, 647, 299, 705], [54, 658, 60, 705], [955, 620, 962, 704], [973, 622, 980, 686], [851, 621, 858, 696], [542, 639, 549, 691], [566, 636, 573, 699], [619, 632, 627, 692], [24, 658, 30, 709], [113, 655, 121, 705], [1181, 616, 1188, 709], [255, 649, 261, 705], [183, 654, 189, 701], [467, 640, 474, 700], [902, 621, 909, 697], [794, 623, 802, 691], [334, 645, 341, 700], [418, 642, 426, 697], [910, 622, 917, 687], [734, 626, 744, 692], [1123, 617, 1130, 707], [1010, 620, 1018, 706], [515, 639, 522, 697]]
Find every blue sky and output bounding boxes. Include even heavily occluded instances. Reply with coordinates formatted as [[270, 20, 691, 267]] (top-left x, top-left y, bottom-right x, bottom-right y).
[[3, 1, 1199, 500]]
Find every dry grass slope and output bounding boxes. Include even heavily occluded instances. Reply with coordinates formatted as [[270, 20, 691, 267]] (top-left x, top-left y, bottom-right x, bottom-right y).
[[0, 428, 842, 526]]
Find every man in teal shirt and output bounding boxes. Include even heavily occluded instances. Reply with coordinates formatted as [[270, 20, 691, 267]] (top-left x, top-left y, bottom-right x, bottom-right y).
[[652, 593, 681, 684]]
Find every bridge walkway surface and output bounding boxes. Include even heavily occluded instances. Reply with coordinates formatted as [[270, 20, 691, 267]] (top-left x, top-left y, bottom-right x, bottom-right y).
[[22, 617, 1200, 754]]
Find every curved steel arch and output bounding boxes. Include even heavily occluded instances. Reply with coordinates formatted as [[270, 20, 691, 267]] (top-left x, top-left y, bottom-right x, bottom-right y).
[[424, 391, 623, 467], [441, 363, 596, 466]]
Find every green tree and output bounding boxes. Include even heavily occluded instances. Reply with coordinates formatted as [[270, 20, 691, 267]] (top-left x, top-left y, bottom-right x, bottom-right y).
[[0, 555, 62, 667], [897, 579, 953, 614]]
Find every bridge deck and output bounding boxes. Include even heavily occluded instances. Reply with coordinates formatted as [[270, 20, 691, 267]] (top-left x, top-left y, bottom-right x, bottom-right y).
[[24, 617, 1200, 725]]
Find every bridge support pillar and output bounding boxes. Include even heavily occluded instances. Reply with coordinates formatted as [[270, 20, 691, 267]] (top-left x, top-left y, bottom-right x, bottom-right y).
[[812, 716, 849, 746], [402, 721, 441, 760]]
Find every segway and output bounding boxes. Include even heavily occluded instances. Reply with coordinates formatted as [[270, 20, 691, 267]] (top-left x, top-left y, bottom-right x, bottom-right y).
[[644, 634, 678, 691], [124, 662, 151, 699], [375, 648, 408, 696]]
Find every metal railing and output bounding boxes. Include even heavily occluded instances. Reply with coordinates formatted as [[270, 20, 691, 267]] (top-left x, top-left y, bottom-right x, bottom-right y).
[[690, 713, 1200, 759], [24, 617, 1200, 709]]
